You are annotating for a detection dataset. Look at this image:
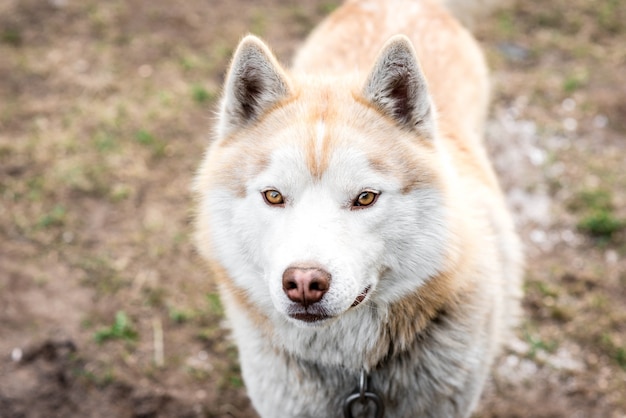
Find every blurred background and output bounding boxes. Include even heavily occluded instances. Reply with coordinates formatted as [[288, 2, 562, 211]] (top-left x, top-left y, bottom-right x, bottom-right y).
[[0, 0, 625, 416]]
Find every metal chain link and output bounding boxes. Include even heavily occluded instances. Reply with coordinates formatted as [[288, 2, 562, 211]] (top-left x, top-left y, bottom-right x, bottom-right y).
[[342, 369, 384, 418]]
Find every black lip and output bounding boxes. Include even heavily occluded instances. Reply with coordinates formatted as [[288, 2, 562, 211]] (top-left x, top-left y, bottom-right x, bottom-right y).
[[287, 303, 331, 323], [289, 312, 331, 323]]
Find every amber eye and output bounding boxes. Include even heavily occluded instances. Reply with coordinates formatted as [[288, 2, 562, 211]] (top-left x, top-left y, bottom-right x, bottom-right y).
[[263, 189, 284, 206], [352, 191, 379, 209]]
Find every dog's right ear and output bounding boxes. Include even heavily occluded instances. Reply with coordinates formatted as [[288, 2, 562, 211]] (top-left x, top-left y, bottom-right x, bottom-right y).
[[218, 35, 291, 138]]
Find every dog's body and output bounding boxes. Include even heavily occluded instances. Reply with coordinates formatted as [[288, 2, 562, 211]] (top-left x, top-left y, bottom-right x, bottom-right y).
[[194, 0, 523, 416]]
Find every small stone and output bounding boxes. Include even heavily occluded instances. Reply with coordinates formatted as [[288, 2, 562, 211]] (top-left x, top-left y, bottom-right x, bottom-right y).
[[11, 347, 23, 362]]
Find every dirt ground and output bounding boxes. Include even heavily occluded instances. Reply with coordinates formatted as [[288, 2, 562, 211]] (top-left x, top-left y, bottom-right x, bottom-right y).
[[1, 0, 625, 417]]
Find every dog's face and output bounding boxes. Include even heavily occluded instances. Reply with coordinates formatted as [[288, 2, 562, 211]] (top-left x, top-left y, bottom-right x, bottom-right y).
[[195, 36, 450, 327]]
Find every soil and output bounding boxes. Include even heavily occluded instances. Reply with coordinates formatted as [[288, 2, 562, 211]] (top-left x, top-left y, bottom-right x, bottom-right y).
[[1, 0, 625, 417]]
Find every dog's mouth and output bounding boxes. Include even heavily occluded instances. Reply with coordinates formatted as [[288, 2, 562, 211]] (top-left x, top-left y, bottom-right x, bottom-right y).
[[287, 285, 372, 323], [289, 312, 331, 323], [350, 285, 371, 308], [287, 304, 331, 323]]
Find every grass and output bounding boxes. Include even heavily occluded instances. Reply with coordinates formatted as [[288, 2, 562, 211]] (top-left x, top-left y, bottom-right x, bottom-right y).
[[168, 306, 194, 324], [25, 176, 44, 201], [217, 345, 244, 390], [597, 0, 625, 34], [36, 205, 66, 229], [94, 311, 138, 344], [142, 286, 167, 308], [616, 347, 626, 370], [568, 189, 613, 211], [134, 129, 167, 157], [191, 84, 214, 104], [496, 10, 515, 37], [568, 188, 625, 241], [523, 328, 558, 359], [601, 333, 626, 370], [533, 280, 559, 298], [78, 257, 129, 296], [577, 211, 624, 239], [94, 130, 117, 152], [135, 129, 156, 146], [73, 361, 117, 387], [318, 1, 339, 14], [58, 162, 111, 196], [109, 183, 131, 202], [1, 28, 22, 46], [562, 71, 588, 93], [206, 292, 224, 317]]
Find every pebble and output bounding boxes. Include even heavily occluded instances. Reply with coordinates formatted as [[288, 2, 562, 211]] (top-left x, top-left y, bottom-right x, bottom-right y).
[[11, 347, 23, 362]]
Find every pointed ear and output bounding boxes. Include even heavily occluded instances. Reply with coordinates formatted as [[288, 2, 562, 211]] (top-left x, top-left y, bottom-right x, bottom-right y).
[[218, 35, 291, 138], [363, 35, 435, 138]]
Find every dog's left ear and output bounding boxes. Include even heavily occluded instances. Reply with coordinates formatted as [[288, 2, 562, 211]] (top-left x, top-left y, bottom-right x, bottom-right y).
[[218, 35, 291, 138], [363, 35, 435, 138]]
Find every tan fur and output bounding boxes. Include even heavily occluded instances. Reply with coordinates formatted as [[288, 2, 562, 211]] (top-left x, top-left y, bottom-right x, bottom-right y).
[[209, 261, 272, 334], [365, 268, 463, 366]]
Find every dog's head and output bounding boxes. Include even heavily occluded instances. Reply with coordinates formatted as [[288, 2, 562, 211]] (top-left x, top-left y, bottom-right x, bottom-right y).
[[195, 35, 451, 327]]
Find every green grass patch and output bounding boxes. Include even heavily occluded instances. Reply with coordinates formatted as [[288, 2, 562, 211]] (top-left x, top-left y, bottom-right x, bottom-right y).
[[196, 326, 222, 343], [206, 292, 224, 317], [226, 345, 243, 388], [37, 205, 66, 229], [496, 10, 515, 37], [569, 188, 625, 241], [94, 130, 117, 152], [228, 374, 244, 388], [180, 56, 198, 71], [616, 346, 626, 369], [109, 183, 131, 202], [533, 280, 560, 298], [568, 189, 613, 212], [134, 129, 167, 157], [191, 84, 214, 104], [601, 333, 626, 370], [135, 129, 156, 145], [74, 364, 116, 387], [577, 211, 624, 239], [26, 176, 45, 201], [524, 331, 558, 359], [142, 286, 167, 308], [318, 1, 339, 14], [59, 162, 111, 197], [168, 306, 194, 324], [77, 254, 129, 295], [1, 28, 22, 46], [597, 0, 625, 34], [94, 311, 138, 344], [562, 71, 588, 93]]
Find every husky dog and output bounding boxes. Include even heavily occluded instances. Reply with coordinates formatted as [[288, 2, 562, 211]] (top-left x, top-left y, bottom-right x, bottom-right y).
[[194, 0, 523, 416]]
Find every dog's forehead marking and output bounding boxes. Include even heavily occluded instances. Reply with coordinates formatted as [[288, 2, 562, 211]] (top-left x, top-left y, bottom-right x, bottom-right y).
[[305, 89, 335, 179], [292, 85, 437, 193], [315, 119, 326, 166]]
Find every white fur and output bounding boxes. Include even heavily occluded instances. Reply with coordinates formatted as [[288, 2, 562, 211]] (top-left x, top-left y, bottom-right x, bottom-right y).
[[205, 140, 449, 327]]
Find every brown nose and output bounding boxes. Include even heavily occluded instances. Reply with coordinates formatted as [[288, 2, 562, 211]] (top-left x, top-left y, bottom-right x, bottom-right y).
[[282, 266, 331, 307]]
